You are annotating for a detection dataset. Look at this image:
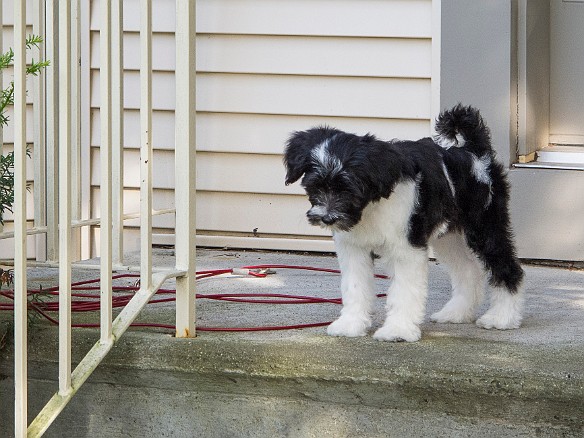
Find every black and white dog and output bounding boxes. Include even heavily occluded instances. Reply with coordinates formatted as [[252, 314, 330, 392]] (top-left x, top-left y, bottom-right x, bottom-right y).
[[284, 105, 524, 342]]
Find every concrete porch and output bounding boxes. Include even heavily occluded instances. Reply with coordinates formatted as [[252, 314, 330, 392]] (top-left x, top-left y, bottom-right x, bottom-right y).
[[1, 248, 583, 437]]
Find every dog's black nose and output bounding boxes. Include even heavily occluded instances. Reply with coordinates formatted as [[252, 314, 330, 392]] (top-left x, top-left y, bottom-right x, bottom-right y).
[[321, 215, 336, 225]]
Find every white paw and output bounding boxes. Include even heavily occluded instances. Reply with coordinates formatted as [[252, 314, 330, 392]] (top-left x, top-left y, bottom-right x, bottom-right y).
[[327, 315, 370, 337], [476, 287, 524, 330], [373, 321, 421, 342], [430, 304, 474, 324], [476, 311, 521, 330]]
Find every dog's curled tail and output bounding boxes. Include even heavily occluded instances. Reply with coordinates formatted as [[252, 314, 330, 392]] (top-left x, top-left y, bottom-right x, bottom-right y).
[[434, 104, 492, 155]]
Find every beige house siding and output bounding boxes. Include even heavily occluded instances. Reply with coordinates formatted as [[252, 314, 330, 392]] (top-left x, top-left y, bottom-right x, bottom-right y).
[[89, 0, 435, 254]]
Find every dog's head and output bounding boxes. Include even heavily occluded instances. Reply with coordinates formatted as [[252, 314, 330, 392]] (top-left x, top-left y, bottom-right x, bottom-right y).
[[284, 127, 400, 232]]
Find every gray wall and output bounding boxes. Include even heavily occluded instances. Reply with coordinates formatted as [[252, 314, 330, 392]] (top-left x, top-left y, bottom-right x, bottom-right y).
[[440, 0, 584, 261], [440, 0, 515, 165]]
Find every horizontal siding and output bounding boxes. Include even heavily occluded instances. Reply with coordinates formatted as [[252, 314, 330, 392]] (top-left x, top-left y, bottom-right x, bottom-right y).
[[196, 192, 326, 237], [0, 144, 36, 181], [91, 32, 432, 78], [194, 35, 431, 78], [90, 188, 322, 237], [194, 73, 431, 119], [88, 0, 434, 252], [90, 109, 176, 150], [90, 0, 431, 37], [90, 110, 431, 153], [90, 70, 174, 110], [90, 31, 176, 72], [195, 0, 431, 38], [0, 189, 35, 222], [0, 1, 34, 25], [90, 187, 176, 230], [91, 70, 431, 118], [91, 148, 301, 195], [1, 105, 36, 143], [193, 113, 432, 155], [90, 148, 177, 190], [194, 153, 296, 195], [90, 0, 177, 33], [1, 25, 36, 63]]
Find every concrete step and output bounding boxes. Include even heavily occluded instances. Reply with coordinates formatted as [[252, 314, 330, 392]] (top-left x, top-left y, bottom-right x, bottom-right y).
[[1, 249, 583, 437]]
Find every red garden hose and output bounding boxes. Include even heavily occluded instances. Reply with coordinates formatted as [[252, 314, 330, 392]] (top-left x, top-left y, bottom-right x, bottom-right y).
[[0, 265, 389, 333]]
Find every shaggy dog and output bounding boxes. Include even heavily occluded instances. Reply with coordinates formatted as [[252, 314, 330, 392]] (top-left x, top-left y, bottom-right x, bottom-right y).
[[283, 105, 524, 342]]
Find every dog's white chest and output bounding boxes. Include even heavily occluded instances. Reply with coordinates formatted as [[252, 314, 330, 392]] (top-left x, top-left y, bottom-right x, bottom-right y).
[[334, 179, 418, 252]]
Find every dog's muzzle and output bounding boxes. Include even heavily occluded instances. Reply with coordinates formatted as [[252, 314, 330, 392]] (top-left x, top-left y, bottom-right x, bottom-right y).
[[306, 205, 337, 227], [307, 206, 355, 231]]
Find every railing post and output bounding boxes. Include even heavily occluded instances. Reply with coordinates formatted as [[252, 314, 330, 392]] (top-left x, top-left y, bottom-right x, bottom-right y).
[[71, 0, 82, 261], [100, 0, 114, 344], [112, 0, 125, 267], [0, 0, 3, 237], [80, 0, 92, 261], [33, 0, 47, 261], [46, 0, 60, 262], [140, 0, 153, 291], [58, 0, 72, 396], [174, 0, 197, 337], [14, 0, 28, 435]]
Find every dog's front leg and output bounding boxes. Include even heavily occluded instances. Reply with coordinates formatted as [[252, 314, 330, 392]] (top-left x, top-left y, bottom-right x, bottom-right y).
[[327, 238, 376, 337], [374, 247, 428, 342]]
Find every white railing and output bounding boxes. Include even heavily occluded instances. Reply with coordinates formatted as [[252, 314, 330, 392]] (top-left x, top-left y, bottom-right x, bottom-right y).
[[2, 1, 196, 436]]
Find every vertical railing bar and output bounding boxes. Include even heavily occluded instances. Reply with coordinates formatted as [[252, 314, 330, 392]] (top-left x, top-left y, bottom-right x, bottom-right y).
[[70, 0, 81, 261], [33, 0, 47, 261], [14, 1, 28, 435], [46, 0, 59, 262], [0, 0, 3, 236], [112, 0, 124, 267], [79, 0, 91, 260], [58, 0, 72, 396], [174, 0, 196, 338], [140, 0, 153, 291], [100, 0, 113, 343]]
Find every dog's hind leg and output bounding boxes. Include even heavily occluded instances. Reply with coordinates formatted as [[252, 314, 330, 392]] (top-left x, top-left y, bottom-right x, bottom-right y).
[[464, 223, 525, 330], [430, 232, 486, 324], [327, 239, 376, 337], [373, 246, 428, 342]]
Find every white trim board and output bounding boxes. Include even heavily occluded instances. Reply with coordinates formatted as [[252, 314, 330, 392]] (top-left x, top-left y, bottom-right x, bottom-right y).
[[153, 233, 336, 253]]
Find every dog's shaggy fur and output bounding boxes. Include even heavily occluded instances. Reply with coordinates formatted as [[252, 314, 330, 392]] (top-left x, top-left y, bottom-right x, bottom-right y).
[[284, 104, 524, 342]]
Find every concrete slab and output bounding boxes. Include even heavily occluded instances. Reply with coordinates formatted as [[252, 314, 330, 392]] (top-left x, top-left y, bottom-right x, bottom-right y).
[[1, 248, 583, 436]]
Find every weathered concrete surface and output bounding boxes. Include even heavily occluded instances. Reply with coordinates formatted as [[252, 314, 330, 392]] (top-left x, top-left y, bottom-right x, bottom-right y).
[[0, 249, 583, 437]]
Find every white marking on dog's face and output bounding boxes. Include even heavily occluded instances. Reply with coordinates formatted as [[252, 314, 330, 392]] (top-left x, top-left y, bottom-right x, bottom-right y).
[[306, 204, 328, 228], [311, 139, 343, 177]]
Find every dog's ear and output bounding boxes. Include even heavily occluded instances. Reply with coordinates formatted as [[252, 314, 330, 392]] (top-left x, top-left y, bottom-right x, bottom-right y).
[[284, 130, 314, 185], [283, 127, 339, 185]]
